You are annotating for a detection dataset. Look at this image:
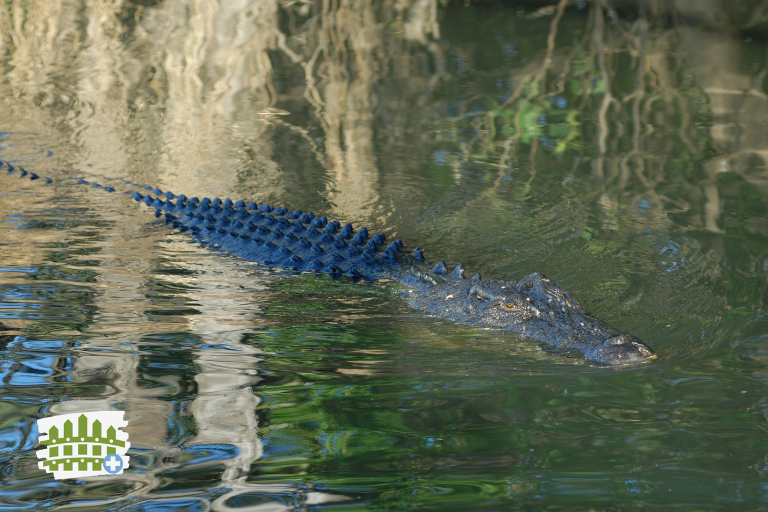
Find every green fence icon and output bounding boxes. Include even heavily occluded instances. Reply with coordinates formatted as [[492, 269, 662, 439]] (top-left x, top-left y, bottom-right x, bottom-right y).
[[37, 412, 129, 476]]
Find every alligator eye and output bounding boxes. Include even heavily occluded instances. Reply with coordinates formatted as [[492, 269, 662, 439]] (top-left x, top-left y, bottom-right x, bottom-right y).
[[470, 286, 493, 301], [505, 303, 518, 309]]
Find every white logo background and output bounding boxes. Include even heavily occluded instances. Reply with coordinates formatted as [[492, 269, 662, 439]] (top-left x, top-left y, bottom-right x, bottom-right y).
[[36, 411, 131, 479]]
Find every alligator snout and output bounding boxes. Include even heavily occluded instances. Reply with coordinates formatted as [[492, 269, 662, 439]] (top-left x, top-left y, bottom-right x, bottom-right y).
[[587, 334, 656, 365]]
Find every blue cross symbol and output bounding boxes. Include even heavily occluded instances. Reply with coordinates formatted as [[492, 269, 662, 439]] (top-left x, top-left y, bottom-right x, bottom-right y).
[[103, 453, 123, 474]]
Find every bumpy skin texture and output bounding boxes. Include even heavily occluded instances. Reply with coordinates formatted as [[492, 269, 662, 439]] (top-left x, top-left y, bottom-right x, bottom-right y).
[[2, 161, 656, 365]]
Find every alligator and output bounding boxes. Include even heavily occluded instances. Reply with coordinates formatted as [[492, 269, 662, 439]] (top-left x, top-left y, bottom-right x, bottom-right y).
[[0, 159, 656, 365]]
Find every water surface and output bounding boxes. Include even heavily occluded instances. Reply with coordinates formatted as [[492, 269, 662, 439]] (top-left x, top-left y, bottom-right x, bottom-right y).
[[1, 1, 768, 509]]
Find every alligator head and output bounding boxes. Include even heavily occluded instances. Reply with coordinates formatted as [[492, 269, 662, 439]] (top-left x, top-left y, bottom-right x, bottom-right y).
[[404, 266, 656, 366], [461, 274, 656, 365]]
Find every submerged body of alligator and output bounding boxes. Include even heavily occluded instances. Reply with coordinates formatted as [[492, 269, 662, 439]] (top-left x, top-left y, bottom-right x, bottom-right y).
[[1, 160, 655, 365]]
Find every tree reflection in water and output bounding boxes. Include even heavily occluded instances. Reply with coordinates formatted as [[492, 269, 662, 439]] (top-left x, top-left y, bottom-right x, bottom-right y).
[[1, 0, 768, 509]]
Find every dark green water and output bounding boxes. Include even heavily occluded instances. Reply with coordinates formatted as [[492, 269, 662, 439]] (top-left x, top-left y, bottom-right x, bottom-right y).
[[1, 1, 768, 509]]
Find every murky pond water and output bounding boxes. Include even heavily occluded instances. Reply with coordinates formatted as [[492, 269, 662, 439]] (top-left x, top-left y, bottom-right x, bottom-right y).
[[1, 1, 768, 509]]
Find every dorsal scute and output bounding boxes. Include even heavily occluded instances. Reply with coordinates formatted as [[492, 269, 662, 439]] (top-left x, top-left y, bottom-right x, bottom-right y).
[[122, 190, 405, 280], [431, 262, 447, 274]]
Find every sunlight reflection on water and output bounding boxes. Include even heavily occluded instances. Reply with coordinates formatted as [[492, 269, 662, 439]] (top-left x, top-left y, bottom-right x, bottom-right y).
[[1, 0, 768, 509]]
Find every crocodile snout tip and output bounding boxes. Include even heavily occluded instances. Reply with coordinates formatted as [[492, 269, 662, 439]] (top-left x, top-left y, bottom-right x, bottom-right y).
[[589, 334, 656, 365]]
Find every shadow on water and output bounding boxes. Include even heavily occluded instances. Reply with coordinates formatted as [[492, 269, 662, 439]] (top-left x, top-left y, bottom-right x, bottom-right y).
[[1, 0, 768, 509]]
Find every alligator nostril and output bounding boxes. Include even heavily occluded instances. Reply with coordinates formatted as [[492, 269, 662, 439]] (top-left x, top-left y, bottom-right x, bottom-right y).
[[634, 342, 656, 358]]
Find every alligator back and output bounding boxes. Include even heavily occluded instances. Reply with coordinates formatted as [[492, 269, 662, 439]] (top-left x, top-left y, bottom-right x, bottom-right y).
[[132, 191, 408, 279]]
